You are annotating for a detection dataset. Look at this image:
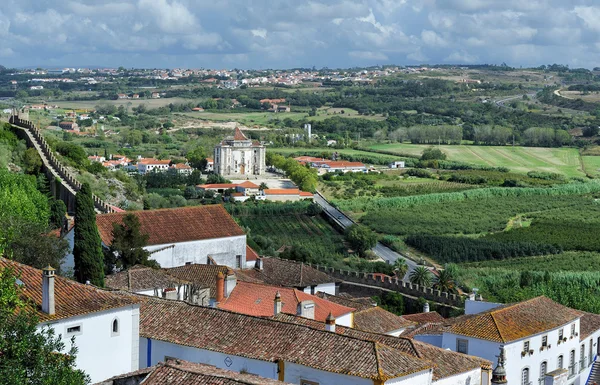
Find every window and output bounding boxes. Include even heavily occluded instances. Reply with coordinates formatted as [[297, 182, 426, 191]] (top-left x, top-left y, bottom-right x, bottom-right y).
[[571, 323, 576, 337], [111, 318, 119, 337], [558, 355, 564, 369], [523, 341, 530, 353], [559, 329, 564, 340], [569, 350, 575, 376], [540, 361, 547, 376], [581, 345, 586, 370], [521, 368, 529, 385], [542, 335, 548, 347], [65, 323, 83, 336], [457, 339, 469, 354], [235, 255, 242, 269]]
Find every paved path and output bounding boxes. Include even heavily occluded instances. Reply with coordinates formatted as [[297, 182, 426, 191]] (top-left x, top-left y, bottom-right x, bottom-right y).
[[313, 192, 417, 279]]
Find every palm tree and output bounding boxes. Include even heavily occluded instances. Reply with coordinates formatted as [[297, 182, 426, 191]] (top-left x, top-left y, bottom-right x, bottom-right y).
[[259, 182, 268, 191], [409, 266, 433, 287], [393, 258, 409, 278], [434, 269, 455, 293]]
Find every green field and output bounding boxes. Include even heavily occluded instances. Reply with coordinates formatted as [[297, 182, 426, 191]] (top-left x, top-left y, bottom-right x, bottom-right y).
[[582, 156, 600, 176], [268, 147, 395, 161], [368, 143, 585, 177], [52, 97, 201, 110]]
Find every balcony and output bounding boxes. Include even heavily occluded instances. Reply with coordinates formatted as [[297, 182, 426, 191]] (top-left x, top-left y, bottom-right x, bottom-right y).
[[581, 356, 587, 372], [568, 363, 577, 379]]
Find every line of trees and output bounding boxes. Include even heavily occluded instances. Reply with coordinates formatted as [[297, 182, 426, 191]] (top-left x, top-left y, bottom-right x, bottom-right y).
[[267, 153, 318, 192]]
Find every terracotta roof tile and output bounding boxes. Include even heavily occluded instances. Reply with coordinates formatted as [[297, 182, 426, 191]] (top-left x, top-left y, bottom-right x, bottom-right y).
[[263, 189, 300, 195], [237, 181, 259, 188], [233, 127, 248, 141], [164, 264, 231, 298], [96, 205, 245, 246], [105, 265, 190, 292], [0, 258, 139, 323], [245, 245, 259, 262], [138, 296, 432, 381], [577, 311, 600, 340], [450, 296, 581, 343], [235, 257, 335, 287], [402, 311, 445, 325], [272, 313, 490, 381], [218, 281, 354, 321]]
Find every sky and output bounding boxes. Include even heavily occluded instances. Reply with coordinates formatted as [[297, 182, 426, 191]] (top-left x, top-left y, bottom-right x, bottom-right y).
[[1, 0, 599, 69]]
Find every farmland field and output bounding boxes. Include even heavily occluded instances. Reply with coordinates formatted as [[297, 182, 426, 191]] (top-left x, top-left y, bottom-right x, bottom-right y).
[[582, 156, 600, 176], [53, 97, 203, 110], [368, 143, 585, 177]]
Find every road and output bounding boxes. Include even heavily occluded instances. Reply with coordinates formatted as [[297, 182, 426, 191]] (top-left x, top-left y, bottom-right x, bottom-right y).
[[494, 92, 537, 108], [313, 192, 417, 278]]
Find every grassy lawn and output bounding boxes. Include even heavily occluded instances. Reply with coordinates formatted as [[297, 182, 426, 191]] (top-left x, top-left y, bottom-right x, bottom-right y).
[[582, 156, 600, 176], [53, 97, 202, 110], [268, 147, 396, 162], [369, 143, 585, 177]]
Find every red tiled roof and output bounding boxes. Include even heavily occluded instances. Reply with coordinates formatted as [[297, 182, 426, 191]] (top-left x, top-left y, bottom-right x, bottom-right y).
[[206, 158, 214, 163], [0, 258, 139, 323], [450, 296, 581, 343], [233, 127, 248, 141], [576, 311, 600, 340], [237, 181, 259, 188], [246, 245, 259, 262], [110, 359, 292, 385], [170, 163, 192, 169], [139, 296, 432, 381], [197, 183, 238, 189], [263, 189, 300, 195], [235, 257, 335, 287], [403, 311, 445, 325], [320, 161, 365, 168], [272, 313, 491, 381], [138, 158, 171, 165], [299, 191, 313, 197], [96, 205, 245, 246], [164, 264, 231, 298], [219, 281, 354, 321], [105, 265, 190, 292]]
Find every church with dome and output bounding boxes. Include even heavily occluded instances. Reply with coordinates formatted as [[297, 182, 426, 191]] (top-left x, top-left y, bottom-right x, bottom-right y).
[[213, 128, 266, 177]]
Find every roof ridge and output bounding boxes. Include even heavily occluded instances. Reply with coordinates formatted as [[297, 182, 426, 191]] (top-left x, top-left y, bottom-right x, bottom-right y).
[[373, 342, 385, 381], [489, 312, 506, 343]]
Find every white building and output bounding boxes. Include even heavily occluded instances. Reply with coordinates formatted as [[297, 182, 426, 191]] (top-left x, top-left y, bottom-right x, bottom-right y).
[[0, 258, 140, 384], [389, 161, 406, 169], [214, 128, 266, 177], [413, 296, 600, 385], [136, 158, 171, 174], [94, 205, 247, 269]]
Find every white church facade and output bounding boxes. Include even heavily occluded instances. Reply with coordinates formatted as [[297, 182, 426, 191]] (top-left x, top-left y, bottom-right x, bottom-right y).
[[214, 127, 266, 177]]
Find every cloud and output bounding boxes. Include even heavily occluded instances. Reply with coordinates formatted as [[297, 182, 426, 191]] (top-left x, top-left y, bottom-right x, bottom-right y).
[[0, 0, 598, 69]]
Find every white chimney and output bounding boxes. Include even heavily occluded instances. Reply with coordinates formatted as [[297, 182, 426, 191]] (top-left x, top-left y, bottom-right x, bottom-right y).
[[298, 300, 315, 320], [225, 272, 237, 297], [42, 266, 56, 315], [423, 302, 430, 313], [325, 312, 336, 332], [274, 291, 282, 315]]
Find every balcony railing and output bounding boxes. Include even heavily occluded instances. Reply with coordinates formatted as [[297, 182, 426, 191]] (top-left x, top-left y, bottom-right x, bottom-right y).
[[538, 378, 545, 385], [581, 356, 587, 371], [568, 363, 577, 378]]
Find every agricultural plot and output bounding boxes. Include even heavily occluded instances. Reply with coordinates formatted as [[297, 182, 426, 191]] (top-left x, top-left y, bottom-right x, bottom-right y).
[[368, 143, 585, 177], [582, 156, 600, 177], [53, 97, 202, 110]]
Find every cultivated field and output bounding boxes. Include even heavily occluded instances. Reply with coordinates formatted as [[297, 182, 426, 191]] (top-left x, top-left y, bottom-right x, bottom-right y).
[[369, 143, 585, 177], [582, 156, 600, 176], [53, 97, 204, 110]]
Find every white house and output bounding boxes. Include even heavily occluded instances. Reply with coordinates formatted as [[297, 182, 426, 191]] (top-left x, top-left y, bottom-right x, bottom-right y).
[[136, 158, 171, 174], [94, 205, 247, 269], [389, 161, 405, 169], [168, 163, 193, 175], [412, 296, 600, 385], [0, 258, 140, 384]]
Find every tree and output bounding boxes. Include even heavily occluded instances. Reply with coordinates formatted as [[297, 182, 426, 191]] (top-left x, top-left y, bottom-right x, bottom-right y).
[[345, 224, 377, 257], [23, 148, 42, 174], [306, 202, 323, 216], [259, 182, 268, 191], [433, 269, 455, 293], [49, 199, 67, 230], [420, 147, 447, 161], [186, 147, 207, 171], [393, 258, 409, 278], [373, 292, 404, 315], [73, 183, 104, 287], [409, 266, 433, 287], [108, 213, 157, 271], [0, 267, 90, 384]]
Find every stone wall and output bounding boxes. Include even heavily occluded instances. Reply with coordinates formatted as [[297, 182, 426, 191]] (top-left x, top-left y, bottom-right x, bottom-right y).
[[9, 115, 116, 214]]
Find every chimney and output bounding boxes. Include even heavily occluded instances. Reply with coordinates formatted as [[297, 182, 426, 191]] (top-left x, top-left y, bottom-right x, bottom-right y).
[[255, 258, 264, 271], [42, 266, 56, 315], [469, 288, 479, 301], [423, 302, 430, 313], [274, 291, 282, 315], [325, 312, 336, 333], [297, 300, 315, 320], [225, 271, 237, 298], [164, 287, 177, 300], [216, 272, 225, 303]]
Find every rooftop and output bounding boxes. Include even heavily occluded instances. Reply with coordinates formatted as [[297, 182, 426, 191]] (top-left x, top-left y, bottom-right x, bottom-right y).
[[164, 264, 232, 298], [236, 257, 335, 288], [105, 265, 189, 292], [138, 296, 433, 381], [96, 205, 245, 247], [138, 158, 171, 165], [233, 127, 248, 141], [450, 296, 582, 343], [402, 311, 445, 325], [0, 258, 139, 323], [219, 281, 354, 321], [97, 359, 291, 385], [272, 313, 490, 381]]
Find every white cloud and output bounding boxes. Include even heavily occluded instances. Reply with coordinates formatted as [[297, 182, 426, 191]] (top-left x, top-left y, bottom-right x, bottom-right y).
[[137, 0, 198, 34], [573, 6, 600, 32], [349, 50, 389, 61], [421, 30, 447, 47]]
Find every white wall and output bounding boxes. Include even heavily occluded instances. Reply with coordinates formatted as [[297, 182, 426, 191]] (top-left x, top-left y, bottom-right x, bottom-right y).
[[146, 235, 246, 268], [41, 305, 139, 383], [432, 367, 481, 385], [414, 334, 443, 348], [441, 319, 586, 385], [140, 338, 277, 379], [283, 362, 373, 385], [464, 299, 503, 315], [336, 312, 353, 327], [136, 285, 187, 301], [303, 282, 336, 296], [384, 369, 432, 385]]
